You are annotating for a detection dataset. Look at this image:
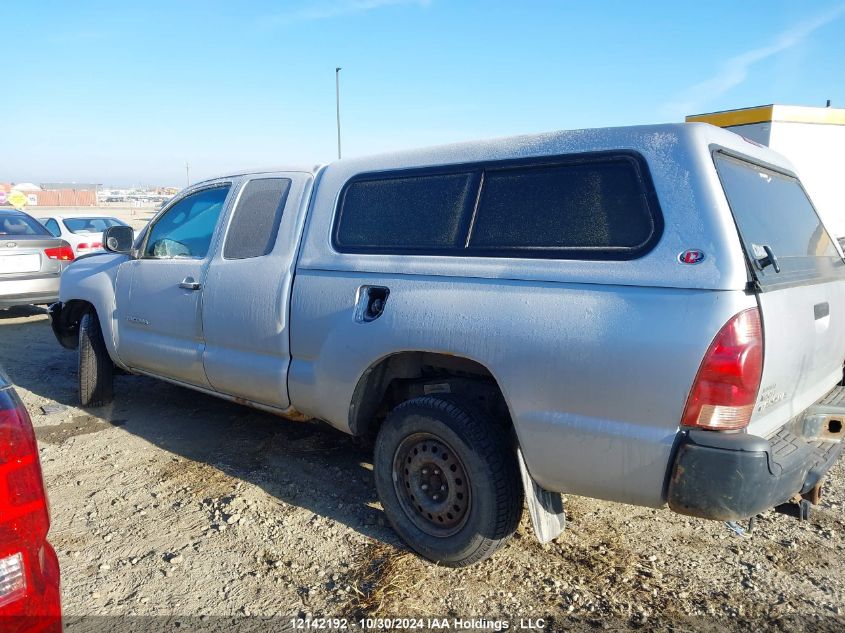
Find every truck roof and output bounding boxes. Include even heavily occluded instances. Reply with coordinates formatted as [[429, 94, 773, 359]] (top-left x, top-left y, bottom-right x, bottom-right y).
[[296, 122, 802, 292], [193, 164, 323, 186], [314, 122, 797, 189], [197, 122, 796, 184]]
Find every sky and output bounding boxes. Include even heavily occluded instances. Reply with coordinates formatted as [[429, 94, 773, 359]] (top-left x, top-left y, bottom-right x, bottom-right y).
[[2, 0, 844, 186]]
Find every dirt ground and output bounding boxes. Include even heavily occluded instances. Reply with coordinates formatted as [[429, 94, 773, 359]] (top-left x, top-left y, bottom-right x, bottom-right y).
[[1, 306, 844, 632]]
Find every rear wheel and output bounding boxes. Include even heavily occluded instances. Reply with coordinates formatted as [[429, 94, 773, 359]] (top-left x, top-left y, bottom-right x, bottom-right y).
[[78, 310, 113, 407], [374, 395, 522, 566]]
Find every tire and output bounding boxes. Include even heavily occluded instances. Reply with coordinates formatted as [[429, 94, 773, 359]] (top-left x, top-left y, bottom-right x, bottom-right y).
[[78, 310, 114, 407], [374, 395, 523, 567]]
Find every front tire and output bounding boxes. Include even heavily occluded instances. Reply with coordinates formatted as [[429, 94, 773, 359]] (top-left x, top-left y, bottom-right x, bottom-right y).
[[374, 395, 523, 567], [78, 310, 114, 407]]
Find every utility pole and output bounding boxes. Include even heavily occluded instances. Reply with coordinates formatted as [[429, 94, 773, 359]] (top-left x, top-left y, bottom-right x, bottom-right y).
[[335, 67, 342, 159], [185, 162, 190, 187]]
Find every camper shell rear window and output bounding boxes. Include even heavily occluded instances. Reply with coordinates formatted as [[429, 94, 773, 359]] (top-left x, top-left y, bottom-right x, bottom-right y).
[[714, 151, 845, 288], [332, 151, 663, 260]]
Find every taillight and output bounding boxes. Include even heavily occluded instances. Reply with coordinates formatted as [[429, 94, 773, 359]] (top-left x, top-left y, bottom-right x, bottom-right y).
[[0, 553, 25, 608], [681, 308, 763, 431], [91, 242, 102, 249], [0, 388, 53, 617], [43, 246, 74, 261], [76, 243, 89, 250]]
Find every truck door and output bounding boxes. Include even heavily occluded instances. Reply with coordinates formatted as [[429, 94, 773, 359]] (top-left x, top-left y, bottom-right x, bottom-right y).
[[714, 152, 845, 438], [201, 174, 310, 409], [114, 183, 232, 387]]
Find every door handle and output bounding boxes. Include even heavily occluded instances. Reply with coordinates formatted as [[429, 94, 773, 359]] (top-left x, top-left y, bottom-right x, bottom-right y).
[[179, 277, 202, 290]]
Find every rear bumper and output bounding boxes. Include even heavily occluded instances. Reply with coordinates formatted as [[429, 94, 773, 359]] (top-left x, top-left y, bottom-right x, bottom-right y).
[[0, 276, 60, 308], [667, 426, 844, 521]]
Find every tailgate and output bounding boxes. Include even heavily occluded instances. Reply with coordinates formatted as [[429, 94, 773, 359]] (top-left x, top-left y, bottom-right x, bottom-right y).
[[715, 152, 845, 437]]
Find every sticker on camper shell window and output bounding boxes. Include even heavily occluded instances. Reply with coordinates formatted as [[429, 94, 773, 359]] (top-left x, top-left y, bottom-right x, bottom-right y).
[[678, 249, 705, 265]]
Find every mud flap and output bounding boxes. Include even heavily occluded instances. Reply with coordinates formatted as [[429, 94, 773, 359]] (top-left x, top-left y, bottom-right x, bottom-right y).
[[517, 447, 565, 543]]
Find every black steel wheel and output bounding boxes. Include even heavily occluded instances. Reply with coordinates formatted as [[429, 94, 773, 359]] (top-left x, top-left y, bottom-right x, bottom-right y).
[[393, 432, 471, 537], [374, 395, 523, 567]]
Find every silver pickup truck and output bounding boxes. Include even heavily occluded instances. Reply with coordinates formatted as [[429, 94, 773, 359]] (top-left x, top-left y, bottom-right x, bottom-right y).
[[49, 123, 845, 566]]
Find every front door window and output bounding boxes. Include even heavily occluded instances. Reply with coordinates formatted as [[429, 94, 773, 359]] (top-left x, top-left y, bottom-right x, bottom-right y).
[[144, 185, 230, 258]]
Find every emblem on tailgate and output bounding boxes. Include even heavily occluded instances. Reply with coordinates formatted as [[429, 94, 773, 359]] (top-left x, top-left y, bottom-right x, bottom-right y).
[[678, 249, 705, 265], [757, 384, 786, 412], [5, 242, 16, 248]]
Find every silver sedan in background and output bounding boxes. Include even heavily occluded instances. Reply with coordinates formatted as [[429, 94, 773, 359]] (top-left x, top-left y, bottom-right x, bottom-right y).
[[0, 209, 74, 309]]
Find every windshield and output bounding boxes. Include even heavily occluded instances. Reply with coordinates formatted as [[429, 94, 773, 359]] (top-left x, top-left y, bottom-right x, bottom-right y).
[[0, 213, 52, 237], [714, 152, 844, 286], [64, 217, 125, 234]]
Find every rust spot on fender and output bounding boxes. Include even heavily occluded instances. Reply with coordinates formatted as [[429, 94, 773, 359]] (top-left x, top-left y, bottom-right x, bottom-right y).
[[230, 397, 313, 423]]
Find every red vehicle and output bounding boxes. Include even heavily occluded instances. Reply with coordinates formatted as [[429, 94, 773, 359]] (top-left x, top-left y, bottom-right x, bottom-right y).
[[0, 369, 61, 631]]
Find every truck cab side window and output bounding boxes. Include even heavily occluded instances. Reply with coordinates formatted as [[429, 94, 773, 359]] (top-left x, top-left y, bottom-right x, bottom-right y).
[[224, 178, 291, 259], [144, 185, 230, 259]]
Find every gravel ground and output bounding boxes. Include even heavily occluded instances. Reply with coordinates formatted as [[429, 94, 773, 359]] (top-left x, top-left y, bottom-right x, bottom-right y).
[[1, 306, 843, 632]]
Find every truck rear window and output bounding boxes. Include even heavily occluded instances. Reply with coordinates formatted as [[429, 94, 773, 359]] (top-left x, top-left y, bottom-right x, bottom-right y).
[[333, 152, 661, 260], [714, 153, 843, 285]]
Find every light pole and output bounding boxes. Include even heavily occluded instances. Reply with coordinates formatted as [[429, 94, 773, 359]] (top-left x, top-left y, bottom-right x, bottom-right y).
[[185, 162, 190, 187], [335, 67, 342, 160]]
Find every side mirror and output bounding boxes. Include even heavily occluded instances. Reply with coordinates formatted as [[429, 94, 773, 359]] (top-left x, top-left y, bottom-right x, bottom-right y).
[[103, 225, 134, 254]]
